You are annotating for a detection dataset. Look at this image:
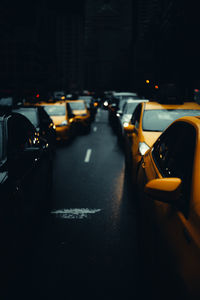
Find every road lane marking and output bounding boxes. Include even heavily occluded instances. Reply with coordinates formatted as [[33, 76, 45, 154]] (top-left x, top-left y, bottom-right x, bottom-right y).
[[51, 208, 102, 219], [84, 149, 92, 162], [93, 126, 97, 132]]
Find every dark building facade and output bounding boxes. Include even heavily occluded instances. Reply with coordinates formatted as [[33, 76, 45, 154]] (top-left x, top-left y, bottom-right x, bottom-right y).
[[46, 0, 85, 92], [84, 0, 133, 92], [0, 1, 45, 98], [0, 0, 85, 99], [133, 0, 200, 99]]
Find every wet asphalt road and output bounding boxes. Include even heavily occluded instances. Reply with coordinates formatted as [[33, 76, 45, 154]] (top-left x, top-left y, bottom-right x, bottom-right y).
[[3, 109, 148, 300]]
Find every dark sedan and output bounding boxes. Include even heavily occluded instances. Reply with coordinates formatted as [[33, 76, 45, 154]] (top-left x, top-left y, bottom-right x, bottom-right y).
[[0, 111, 52, 240], [13, 106, 56, 153]]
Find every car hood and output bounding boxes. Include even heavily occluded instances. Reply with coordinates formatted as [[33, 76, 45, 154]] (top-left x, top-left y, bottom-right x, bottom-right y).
[[142, 131, 162, 148], [50, 116, 66, 125]]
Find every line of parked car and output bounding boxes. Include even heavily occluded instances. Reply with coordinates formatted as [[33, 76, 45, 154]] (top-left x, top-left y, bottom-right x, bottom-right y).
[[0, 95, 99, 251], [107, 91, 200, 298]]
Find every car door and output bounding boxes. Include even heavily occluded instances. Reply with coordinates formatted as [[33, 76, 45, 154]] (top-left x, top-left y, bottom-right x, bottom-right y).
[[7, 114, 50, 220], [141, 122, 200, 295]]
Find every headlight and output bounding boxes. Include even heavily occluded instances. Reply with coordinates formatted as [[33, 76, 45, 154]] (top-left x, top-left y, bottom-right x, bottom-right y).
[[104, 101, 108, 106], [138, 142, 150, 155], [123, 122, 129, 128], [57, 120, 68, 127]]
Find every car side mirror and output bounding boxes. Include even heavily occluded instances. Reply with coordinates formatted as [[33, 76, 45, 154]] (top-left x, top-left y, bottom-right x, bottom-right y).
[[144, 177, 182, 203], [124, 124, 135, 133]]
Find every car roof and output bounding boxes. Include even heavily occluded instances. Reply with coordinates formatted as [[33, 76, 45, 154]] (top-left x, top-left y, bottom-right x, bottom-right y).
[[35, 101, 66, 106], [143, 101, 200, 110], [114, 92, 137, 96], [125, 99, 149, 104]]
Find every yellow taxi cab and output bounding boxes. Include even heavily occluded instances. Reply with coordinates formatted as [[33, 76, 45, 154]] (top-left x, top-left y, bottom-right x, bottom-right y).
[[67, 100, 91, 132], [35, 101, 75, 141], [136, 116, 200, 298], [124, 101, 200, 183]]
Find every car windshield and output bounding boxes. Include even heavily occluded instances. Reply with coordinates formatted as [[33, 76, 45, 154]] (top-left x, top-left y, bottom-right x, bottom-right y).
[[116, 97, 138, 110], [115, 95, 138, 101], [14, 109, 39, 127], [69, 102, 86, 110], [78, 97, 91, 108], [124, 102, 140, 114], [43, 105, 66, 116], [78, 96, 92, 102], [0, 122, 3, 161], [143, 109, 200, 132]]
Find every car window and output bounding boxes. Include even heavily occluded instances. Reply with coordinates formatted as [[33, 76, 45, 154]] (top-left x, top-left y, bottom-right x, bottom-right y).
[[118, 99, 128, 110], [152, 122, 196, 216], [43, 105, 66, 116], [68, 102, 86, 110], [142, 109, 200, 132], [78, 96, 92, 102], [124, 102, 140, 114]]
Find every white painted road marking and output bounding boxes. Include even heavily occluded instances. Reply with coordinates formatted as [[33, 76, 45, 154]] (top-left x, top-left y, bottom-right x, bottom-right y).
[[84, 149, 92, 162], [93, 126, 97, 132], [51, 208, 102, 219]]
